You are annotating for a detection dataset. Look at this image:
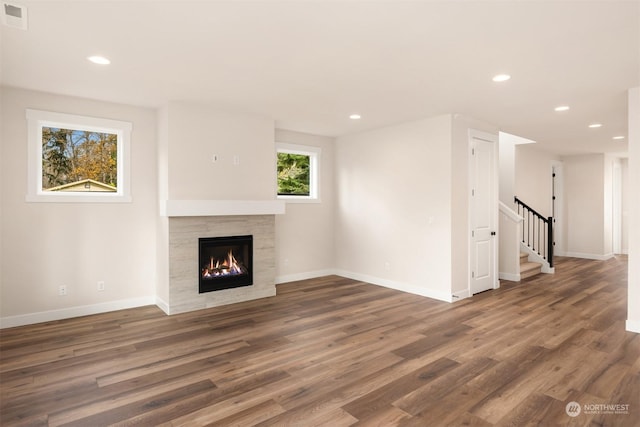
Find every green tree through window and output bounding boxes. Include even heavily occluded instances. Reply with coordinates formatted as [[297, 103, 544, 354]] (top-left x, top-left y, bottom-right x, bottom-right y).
[[277, 153, 310, 196]]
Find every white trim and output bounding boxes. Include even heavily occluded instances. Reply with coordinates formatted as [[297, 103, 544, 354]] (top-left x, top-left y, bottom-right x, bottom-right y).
[[0, 296, 156, 329], [519, 242, 555, 273], [155, 296, 170, 315], [551, 161, 565, 255], [334, 269, 452, 303], [626, 319, 640, 334], [499, 201, 524, 223], [277, 196, 322, 204], [452, 289, 470, 301], [276, 142, 321, 156], [25, 109, 132, 203], [163, 199, 285, 217], [275, 269, 337, 284], [561, 251, 615, 261], [499, 272, 522, 282]]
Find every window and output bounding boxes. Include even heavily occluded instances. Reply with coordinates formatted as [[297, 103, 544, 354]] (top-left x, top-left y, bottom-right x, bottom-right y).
[[276, 143, 320, 202], [26, 109, 132, 202]]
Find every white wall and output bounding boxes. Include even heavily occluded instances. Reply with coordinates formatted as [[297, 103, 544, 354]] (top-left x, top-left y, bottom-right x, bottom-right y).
[[514, 147, 626, 262], [514, 144, 560, 218], [610, 156, 629, 256], [627, 86, 640, 333], [165, 101, 275, 200], [0, 87, 158, 327], [333, 114, 498, 302], [0, 86, 3, 319], [499, 135, 516, 205], [603, 155, 614, 256], [621, 158, 629, 254], [156, 106, 170, 305], [562, 154, 612, 259], [498, 133, 526, 281], [499, 206, 521, 280], [334, 115, 454, 301], [274, 129, 335, 283]]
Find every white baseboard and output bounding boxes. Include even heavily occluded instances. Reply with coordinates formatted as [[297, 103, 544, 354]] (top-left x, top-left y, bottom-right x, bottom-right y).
[[0, 268, 451, 327], [499, 272, 521, 282], [520, 243, 554, 272], [334, 269, 452, 303], [0, 296, 157, 329], [562, 251, 615, 261], [275, 269, 337, 284], [626, 319, 640, 334], [451, 289, 470, 301], [155, 296, 170, 315]]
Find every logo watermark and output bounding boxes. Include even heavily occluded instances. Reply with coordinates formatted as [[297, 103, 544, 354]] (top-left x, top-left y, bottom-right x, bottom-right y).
[[565, 401, 581, 417], [565, 401, 630, 417]]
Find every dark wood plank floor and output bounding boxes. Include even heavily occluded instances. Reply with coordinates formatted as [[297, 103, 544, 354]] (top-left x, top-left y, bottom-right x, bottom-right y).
[[1, 256, 638, 426]]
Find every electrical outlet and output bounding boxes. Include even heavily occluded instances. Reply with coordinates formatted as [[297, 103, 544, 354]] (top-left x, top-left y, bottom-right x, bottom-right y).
[[59, 285, 67, 296], [233, 155, 240, 166], [97, 281, 105, 291]]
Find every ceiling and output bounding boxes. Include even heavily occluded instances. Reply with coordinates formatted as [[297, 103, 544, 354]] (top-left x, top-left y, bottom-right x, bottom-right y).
[[2, 1, 639, 155]]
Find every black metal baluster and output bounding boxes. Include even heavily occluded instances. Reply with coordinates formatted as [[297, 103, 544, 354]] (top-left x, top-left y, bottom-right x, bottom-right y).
[[514, 196, 554, 269]]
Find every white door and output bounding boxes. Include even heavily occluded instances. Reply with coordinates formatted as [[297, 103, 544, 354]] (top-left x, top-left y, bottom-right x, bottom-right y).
[[470, 131, 497, 295]]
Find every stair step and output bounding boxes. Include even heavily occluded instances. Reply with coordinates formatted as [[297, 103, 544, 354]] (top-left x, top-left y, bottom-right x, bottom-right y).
[[520, 252, 529, 263], [520, 261, 542, 279]]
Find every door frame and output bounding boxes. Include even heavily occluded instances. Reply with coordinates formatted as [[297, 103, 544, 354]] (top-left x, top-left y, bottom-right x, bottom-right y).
[[551, 160, 564, 256], [468, 129, 499, 296]]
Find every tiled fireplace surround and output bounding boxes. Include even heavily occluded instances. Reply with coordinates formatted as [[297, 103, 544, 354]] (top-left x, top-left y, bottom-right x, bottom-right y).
[[166, 201, 284, 314]]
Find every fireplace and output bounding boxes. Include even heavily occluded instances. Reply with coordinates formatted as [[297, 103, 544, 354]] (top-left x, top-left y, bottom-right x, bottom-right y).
[[198, 235, 253, 293]]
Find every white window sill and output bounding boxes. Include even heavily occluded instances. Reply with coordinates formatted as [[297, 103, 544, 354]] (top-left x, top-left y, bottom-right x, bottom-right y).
[[277, 196, 321, 204], [26, 194, 132, 203]]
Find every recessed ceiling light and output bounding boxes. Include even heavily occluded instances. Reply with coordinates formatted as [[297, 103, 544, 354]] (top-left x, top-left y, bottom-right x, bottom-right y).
[[87, 55, 110, 65], [612, 136, 625, 140], [349, 114, 361, 120], [554, 106, 570, 112], [492, 74, 511, 82], [588, 123, 602, 128]]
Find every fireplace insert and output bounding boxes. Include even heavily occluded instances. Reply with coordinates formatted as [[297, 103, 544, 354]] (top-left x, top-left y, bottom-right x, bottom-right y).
[[198, 235, 253, 293]]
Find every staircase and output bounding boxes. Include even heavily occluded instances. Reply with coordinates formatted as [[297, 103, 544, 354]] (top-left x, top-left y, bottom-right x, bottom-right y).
[[514, 196, 555, 275], [520, 252, 542, 279], [499, 197, 554, 282]]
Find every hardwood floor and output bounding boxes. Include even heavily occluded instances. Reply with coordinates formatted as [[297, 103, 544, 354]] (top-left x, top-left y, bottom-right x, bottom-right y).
[[1, 256, 638, 426]]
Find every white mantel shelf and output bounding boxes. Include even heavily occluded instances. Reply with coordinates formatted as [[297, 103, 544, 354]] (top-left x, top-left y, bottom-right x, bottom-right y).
[[162, 200, 286, 217]]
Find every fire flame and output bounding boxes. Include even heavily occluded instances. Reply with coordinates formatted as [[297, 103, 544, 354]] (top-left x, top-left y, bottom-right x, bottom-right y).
[[202, 249, 246, 279]]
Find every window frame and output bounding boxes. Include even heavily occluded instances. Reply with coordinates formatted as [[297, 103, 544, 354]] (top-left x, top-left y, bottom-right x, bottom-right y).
[[26, 109, 132, 203], [276, 142, 320, 203]]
